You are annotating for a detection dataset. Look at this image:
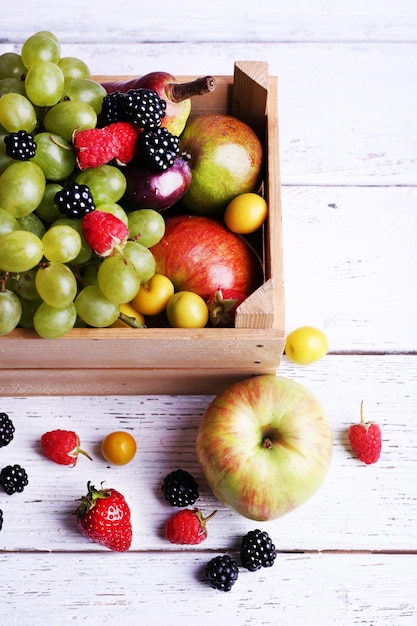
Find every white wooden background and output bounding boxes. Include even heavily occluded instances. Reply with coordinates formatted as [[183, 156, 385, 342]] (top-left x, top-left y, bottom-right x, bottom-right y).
[[1, 2, 416, 624]]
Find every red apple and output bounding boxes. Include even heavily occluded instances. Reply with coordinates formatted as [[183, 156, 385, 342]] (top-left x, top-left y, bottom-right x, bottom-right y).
[[196, 375, 333, 521], [150, 214, 263, 300]]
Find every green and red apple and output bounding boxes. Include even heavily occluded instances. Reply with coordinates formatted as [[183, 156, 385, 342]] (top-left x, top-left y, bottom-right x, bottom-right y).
[[196, 375, 333, 521]]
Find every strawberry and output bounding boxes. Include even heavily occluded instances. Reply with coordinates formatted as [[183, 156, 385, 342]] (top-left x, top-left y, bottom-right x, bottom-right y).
[[348, 401, 382, 464], [165, 508, 216, 545], [74, 481, 132, 552], [82, 209, 129, 257], [108, 121, 141, 164], [207, 288, 247, 327], [73, 126, 120, 170], [41, 429, 92, 466]]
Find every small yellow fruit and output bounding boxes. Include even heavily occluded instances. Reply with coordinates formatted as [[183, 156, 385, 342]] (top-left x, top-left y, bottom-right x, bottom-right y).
[[285, 326, 328, 365], [101, 431, 137, 465], [132, 273, 174, 316], [224, 192, 268, 234]]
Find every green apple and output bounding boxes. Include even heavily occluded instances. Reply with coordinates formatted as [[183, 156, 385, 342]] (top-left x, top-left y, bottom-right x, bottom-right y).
[[196, 375, 333, 521], [179, 113, 263, 216]]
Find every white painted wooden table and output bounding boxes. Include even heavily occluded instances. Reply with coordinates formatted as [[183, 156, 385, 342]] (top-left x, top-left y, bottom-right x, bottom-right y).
[[1, 2, 416, 624]]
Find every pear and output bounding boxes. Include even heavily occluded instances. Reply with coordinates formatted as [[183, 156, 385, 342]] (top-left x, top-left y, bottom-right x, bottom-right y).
[[101, 72, 216, 136], [179, 114, 263, 217]]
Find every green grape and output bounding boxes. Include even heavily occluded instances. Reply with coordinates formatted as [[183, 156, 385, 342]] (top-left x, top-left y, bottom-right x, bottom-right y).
[[61, 78, 107, 114], [58, 57, 91, 81], [81, 264, 99, 286], [42, 224, 82, 263], [25, 61, 65, 107], [75, 284, 119, 327], [123, 240, 156, 283], [12, 269, 39, 300], [30, 132, 75, 181], [0, 161, 46, 217], [0, 52, 26, 80], [35, 262, 77, 307], [33, 301, 76, 338], [0, 92, 37, 132], [97, 255, 140, 304], [34, 31, 59, 43], [76, 165, 127, 205], [0, 136, 14, 175], [128, 209, 166, 248], [43, 100, 97, 142], [0, 207, 19, 236], [0, 230, 44, 272], [0, 78, 27, 98], [17, 212, 46, 238], [96, 202, 128, 225], [0, 288, 22, 335], [51, 217, 92, 264], [17, 295, 42, 329], [21, 33, 61, 69], [35, 183, 63, 222]]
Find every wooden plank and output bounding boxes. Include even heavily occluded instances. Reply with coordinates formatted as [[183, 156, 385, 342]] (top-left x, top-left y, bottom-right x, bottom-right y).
[[0, 355, 415, 553], [1, 552, 415, 626]]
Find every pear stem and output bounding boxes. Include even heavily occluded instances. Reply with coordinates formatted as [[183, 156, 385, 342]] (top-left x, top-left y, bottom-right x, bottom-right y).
[[168, 76, 216, 103]]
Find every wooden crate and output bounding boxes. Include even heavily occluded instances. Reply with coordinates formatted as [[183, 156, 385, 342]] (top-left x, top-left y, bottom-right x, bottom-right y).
[[0, 61, 285, 396]]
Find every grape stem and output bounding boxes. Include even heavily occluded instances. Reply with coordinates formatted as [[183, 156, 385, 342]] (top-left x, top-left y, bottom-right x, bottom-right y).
[[118, 312, 146, 328]]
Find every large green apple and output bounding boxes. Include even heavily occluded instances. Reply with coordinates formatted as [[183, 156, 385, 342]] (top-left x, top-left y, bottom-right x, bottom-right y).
[[196, 375, 333, 521]]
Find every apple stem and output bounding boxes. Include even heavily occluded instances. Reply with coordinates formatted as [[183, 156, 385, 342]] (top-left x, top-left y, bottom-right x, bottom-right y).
[[168, 76, 216, 103]]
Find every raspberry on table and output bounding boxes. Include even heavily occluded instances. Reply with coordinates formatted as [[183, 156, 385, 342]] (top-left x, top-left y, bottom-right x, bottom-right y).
[[137, 127, 180, 171], [0, 464, 29, 495], [55, 182, 96, 219], [205, 555, 239, 591], [240, 528, 277, 571], [4, 130, 36, 160], [161, 469, 199, 507], [0, 412, 15, 448], [348, 401, 382, 465]]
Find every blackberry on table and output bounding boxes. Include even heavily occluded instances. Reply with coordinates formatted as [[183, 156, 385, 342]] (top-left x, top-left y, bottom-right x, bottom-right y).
[[205, 555, 239, 592], [240, 528, 277, 571], [4, 130, 36, 160], [137, 127, 180, 171], [0, 412, 15, 448], [0, 464, 29, 495], [55, 182, 95, 219], [161, 469, 199, 507], [121, 88, 166, 130], [99, 90, 126, 126]]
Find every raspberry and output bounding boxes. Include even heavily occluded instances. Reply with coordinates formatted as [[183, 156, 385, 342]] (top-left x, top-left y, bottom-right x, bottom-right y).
[[41, 429, 92, 466], [165, 508, 216, 545], [55, 182, 95, 219], [82, 209, 129, 257], [348, 401, 381, 464], [108, 121, 141, 164], [161, 469, 199, 507], [73, 126, 119, 170], [120, 88, 166, 130], [137, 127, 180, 170], [0, 412, 15, 448], [205, 555, 239, 592], [0, 464, 29, 495], [4, 130, 36, 160], [240, 529, 277, 571]]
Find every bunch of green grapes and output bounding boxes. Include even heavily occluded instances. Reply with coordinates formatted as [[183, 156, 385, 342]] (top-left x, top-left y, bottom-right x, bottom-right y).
[[0, 31, 166, 338]]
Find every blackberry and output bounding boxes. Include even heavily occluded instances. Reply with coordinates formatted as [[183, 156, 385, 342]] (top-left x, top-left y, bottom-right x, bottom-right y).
[[121, 88, 166, 130], [138, 127, 180, 171], [0, 412, 15, 448], [0, 464, 29, 495], [55, 182, 95, 219], [205, 555, 239, 592], [4, 130, 36, 160], [240, 529, 277, 571], [99, 90, 126, 125], [161, 469, 199, 507]]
